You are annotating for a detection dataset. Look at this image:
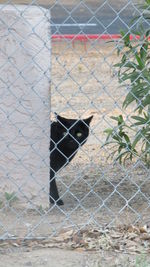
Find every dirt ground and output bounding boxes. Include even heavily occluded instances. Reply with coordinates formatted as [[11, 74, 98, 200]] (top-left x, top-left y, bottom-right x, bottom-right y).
[[1, 247, 150, 267], [0, 248, 144, 267], [1, 40, 150, 266]]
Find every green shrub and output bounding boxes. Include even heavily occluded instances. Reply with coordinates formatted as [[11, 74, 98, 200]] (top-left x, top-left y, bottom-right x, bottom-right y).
[[104, 0, 150, 166]]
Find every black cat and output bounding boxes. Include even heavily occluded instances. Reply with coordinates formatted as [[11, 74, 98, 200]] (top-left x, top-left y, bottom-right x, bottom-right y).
[[50, 113, 93, 205]]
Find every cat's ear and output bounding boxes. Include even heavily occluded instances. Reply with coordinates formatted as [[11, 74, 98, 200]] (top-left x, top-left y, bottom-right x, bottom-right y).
[[54, 112, 58, 119], [84, 115, 93, 125], [56, 114, 67, 125], [54, 112, 63, 122]]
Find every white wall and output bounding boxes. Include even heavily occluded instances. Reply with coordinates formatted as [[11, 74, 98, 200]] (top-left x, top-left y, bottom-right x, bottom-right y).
[[0, 5, 51, 203]]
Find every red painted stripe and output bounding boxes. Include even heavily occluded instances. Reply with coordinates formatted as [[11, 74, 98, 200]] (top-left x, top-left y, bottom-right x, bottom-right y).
[[52, 34, 121, 41], [52, 34, 142, 41]]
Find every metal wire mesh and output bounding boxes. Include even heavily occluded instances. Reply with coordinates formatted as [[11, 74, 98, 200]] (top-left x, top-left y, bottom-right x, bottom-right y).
[[0, 0, 150, 240]]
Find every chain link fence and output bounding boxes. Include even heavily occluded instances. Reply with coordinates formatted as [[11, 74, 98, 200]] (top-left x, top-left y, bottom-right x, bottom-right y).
[[0, 0, 150, 240]]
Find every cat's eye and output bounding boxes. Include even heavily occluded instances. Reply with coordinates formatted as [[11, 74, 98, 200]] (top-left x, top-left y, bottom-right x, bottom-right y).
[[62, 132, 67, 136], [76, 132, 82, 137]]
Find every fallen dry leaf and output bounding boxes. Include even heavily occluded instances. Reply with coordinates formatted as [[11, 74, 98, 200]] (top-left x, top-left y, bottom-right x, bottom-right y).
[[0, 224, 150, 254], [139, 225, 148, 234], [128, 225, 140, 234], [141, 234, 150, 241], [127, 232, 138, 241], [54, 229, 74, 242]]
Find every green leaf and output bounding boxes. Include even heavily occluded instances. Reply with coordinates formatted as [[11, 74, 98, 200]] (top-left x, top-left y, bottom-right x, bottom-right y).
[[110, 116, 120, 122], [119, 71, 141, 83], [123, 133, 130, 144], [115, 151, 130, 164], [123, 92, 135, 108], [132, 132, 143, 149], [112, 134, 122, 142], [141, 95, 150, 107], [140, 42, 148, 62], [122, 62, 137, 69], [110, 115, 124, 125], [135, 53, 144, 69], [104, 128, 113, 134], [122, 32, 131, 47], [132, 116, 147, 123], [104, 128, 114, 141]]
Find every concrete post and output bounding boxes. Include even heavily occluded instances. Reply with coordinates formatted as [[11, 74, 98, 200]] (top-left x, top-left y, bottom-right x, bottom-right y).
[[0, 5, 51, 203]]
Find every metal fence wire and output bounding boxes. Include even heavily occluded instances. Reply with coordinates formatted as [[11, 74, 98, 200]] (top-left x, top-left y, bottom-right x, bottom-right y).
[[0, 0, 150, 240]]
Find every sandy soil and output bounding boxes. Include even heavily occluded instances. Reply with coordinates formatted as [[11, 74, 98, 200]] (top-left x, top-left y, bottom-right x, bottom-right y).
[[1, 247, 150, 267]]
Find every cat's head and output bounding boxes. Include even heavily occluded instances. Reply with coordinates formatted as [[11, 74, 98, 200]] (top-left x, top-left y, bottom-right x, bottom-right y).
[[55, 113, 93, 150]]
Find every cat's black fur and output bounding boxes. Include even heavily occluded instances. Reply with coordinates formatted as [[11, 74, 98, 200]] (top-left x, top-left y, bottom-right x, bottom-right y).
[[50, 114, 93, 205]]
